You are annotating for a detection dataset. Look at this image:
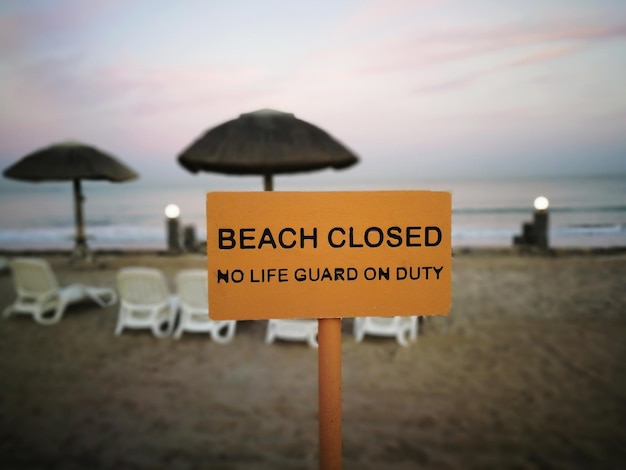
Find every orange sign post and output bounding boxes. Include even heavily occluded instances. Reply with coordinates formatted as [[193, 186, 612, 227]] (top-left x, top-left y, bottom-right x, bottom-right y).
[[206, 191, 451, 469]]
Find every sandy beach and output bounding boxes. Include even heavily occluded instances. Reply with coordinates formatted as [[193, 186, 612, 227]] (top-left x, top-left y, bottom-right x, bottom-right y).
[[1, 250, 625, 469]]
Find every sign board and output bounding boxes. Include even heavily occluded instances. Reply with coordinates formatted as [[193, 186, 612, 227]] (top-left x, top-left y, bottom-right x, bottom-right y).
[[206, 191, 451, 320]]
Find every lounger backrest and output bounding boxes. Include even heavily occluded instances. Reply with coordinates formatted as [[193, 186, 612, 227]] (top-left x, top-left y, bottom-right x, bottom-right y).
[[176, 269, 208, 310], [367, 317, 402, 328], [10, 258, 58, 295], [117, 268, 169, 305]]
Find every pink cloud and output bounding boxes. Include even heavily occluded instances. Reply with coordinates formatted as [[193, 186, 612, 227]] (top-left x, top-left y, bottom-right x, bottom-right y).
[[413, 43, 582, 93], [413, 75, 476, 93], [503, 44, 582, 68], [288, 15, 625, 103], [0, 54, 282, 161], [359, 21, 626, 76], [298, 17, 619, 99], [4, 55, 275, 122]]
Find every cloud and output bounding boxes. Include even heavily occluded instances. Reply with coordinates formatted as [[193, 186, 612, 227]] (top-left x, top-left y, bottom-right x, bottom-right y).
[[502, 44, 582, 68], [413, 43, 582, 93], [0, 52, 278, 160], [359, 20, 626, 76], [283, 8, 626, 104], [2, 54, 274, 121]]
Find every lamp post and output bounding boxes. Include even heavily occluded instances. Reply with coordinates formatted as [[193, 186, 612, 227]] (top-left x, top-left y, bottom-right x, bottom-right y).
[[513, 196, 550, 252], [165, 204, 181, 253], [533, 196, 550, 251]]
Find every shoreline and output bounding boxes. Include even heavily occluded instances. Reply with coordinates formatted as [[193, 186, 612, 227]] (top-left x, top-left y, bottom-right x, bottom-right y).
[[3, 245, 626, 258]]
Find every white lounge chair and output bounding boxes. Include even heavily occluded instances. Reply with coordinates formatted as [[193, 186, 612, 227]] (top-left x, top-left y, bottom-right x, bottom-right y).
[[265, 319, 318, 348], [353, 316, 419, 347], [3, 257, 117, 325], [115, 267, 176, 338], [174, 269, 236, 343]]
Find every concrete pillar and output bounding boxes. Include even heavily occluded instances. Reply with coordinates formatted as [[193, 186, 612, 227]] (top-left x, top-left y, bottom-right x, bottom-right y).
[[167, 217, 181, 252], [183, 224, 197, 252], [533, 210, 549, 250]]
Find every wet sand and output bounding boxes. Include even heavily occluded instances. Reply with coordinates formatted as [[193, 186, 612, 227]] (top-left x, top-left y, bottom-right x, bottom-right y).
[[1, 251, 625, 469]]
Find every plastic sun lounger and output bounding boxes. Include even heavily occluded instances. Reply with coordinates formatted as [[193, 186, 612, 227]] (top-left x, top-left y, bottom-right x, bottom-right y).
[[265, 319, 319, 348], [174, 269, 236, 343], [115, 267, 177, 338], [353, 316, 419, 347], [3, 257, 117, 325]]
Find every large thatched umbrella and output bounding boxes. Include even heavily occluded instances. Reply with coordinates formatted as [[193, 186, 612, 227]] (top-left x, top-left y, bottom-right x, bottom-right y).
[[3, 141, 138, 260], [177, 108, 359, 190]]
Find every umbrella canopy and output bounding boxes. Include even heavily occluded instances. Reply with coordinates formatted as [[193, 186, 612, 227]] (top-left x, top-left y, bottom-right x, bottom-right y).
[[3, 141, 139, 261], [177, 108, 359, 190], [4, 141, 138, 182]]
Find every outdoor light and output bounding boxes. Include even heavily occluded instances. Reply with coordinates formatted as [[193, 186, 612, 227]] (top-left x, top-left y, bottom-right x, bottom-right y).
[[165, 204, 181, 252], [164, 203, 181, 219], [513, 196, 550, 252], [532, 196, 549, 250], [534, 196, 549, 212]]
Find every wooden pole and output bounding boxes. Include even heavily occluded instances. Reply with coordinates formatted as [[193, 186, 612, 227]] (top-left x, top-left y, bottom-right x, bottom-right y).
[[263, 173, 273, 192], [318, 318, 342, 470], [71, 178, 90, 261], [73, 179, 85, 246]]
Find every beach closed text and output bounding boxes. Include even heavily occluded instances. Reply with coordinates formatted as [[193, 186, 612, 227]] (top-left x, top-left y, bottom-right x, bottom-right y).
[[206, 191, 451, 320]]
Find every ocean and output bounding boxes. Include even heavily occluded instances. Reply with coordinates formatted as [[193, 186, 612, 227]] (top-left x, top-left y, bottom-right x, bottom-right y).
[[1, 174, 625, 250]]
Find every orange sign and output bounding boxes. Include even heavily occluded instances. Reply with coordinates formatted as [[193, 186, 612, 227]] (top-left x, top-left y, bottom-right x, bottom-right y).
[[206, 191, 451, 320]]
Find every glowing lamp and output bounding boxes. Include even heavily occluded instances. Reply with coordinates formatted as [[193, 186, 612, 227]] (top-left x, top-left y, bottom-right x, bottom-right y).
[[164, 204, 181, 219], [533, 196, 549, 211]]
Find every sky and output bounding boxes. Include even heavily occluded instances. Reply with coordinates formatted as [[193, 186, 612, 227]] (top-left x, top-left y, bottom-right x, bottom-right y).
[[1, 0, 625, 188]]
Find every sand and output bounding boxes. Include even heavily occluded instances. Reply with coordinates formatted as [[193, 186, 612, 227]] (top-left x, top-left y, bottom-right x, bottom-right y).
[[0, 250, 625, 469]]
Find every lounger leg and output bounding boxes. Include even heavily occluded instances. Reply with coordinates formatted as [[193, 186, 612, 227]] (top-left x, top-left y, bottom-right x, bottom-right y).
[[353, 318, 365, 342], [409, 316, 419, 341], [153, 308, 175, 338], [153, 320, 171, 338], [34, 299, 65, 326], [213, 321, 236, 344], [161, 299, 178, 338], [396, 330, 409, 347], [87, 288, 117, 307], [307, 331, 319, 349], [265, 321, 275, 344], [164, 309, 176, 336], [2, 304, 14, 319], [115, 306, 126, 335], [173, 311, 185, 340]]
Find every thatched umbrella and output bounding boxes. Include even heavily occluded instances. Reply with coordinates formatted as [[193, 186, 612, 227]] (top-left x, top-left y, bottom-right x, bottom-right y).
[[3, 141, 138, 260], [177, 108, 359, 190]]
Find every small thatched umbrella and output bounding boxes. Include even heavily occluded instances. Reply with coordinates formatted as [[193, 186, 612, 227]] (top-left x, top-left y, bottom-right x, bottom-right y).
[[3, 141, 138, 260], [177, 108, 359, 190]]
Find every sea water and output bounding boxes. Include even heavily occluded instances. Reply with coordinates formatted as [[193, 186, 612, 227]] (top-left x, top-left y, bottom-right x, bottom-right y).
[[0, 174, 624, 249]]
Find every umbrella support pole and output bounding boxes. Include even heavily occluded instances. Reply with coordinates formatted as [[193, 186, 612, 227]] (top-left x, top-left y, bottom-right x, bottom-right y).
[[70, 179, 93, 264], [70, 240, 93, 264], [264, 174, 273, 192], [318, 318, 342, 469]]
